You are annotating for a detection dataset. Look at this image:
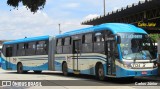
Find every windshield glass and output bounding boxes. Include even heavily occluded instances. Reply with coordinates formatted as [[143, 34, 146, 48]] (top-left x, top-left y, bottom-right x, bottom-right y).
[[118, 33, 155, 60]]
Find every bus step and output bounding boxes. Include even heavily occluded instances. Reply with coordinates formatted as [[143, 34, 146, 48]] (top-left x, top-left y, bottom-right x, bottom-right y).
[[73, 70, 80, 74]]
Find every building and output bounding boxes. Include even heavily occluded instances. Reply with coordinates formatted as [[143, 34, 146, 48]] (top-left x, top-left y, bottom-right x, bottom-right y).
[[82, 0, 160, 34]]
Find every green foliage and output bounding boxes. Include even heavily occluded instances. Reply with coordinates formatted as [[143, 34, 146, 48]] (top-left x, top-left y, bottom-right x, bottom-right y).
[[149, 34, 160, 42], [7, 0, 46, 13]]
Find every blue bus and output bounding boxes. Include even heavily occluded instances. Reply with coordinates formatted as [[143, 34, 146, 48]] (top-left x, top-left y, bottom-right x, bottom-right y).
[[1, 36, 50, 73], [1, 23, 158, 80]]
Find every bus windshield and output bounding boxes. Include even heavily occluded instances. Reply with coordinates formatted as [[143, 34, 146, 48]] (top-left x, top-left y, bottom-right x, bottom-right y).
[[118, 33, 155, 60]]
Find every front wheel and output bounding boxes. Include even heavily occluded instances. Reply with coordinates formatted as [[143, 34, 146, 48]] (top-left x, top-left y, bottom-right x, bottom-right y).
[[97, 64, 105, 81], [124, 77, 134, 80]]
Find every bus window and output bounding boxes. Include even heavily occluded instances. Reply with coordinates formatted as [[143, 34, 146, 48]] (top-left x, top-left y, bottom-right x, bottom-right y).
[[2, 45, 6, 56], [6, 46, 13, 57], [17, 43, 25, 56], [94, 32, 104, 42], [26, 42, 36, 56], [85, 33, 92, 43], [56, 39, 63, 54], [64, 37, 71, 45], [57, 39, 62, 46], [82, 33, 93, 53], [12, 44, 17, 56], [63, 37, 71, 54], [25, 43, 28, 48], [94, 32, 104, 53], [44, 40, 49, 54], [36, 41, 47, 55]]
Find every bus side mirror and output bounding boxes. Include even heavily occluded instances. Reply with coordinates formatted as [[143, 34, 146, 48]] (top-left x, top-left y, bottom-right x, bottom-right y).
[[117, 36, 121, 44]]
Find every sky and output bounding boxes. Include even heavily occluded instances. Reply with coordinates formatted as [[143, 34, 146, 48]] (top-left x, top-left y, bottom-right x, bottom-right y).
[[0, 0, 145, 40]]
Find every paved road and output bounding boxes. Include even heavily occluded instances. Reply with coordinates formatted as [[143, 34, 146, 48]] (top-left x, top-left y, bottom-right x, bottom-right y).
[[0, 68, 160, 89]]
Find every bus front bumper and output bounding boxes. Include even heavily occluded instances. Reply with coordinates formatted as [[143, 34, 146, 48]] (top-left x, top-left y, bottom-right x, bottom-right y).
[[116, 66, 158, 78]]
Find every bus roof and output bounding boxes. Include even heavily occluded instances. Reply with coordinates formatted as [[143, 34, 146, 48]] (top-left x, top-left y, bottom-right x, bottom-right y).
[[56, 23, 147, 38], [3, 35, 50, 45]]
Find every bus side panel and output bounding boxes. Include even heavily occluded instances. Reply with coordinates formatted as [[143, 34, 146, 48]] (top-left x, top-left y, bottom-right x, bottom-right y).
[[1, 57, 8, 70], [54, 53, 107, 76], [1, 55, 49, 71], [54, 54, 66, 71], [1, 54, 7, 70], [1, 55, 13, 70], [17, 55, 49, 71], [78, 54, 106, 75], [23, 63, 49, 71]]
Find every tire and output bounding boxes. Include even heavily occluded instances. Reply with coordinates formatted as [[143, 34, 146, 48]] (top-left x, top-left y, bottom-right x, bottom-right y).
[[97, 64, 105, 81], [17, 63, 23, 74], [124, 77, 134, 80], [62, 62, 68, 76], [34, 71, 42, 74], [23, 71, 28, 74]]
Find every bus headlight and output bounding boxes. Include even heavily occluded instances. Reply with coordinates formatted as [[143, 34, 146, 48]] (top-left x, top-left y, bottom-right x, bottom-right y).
[[153, 62, 158, 68], [154, 63, 158, 67], [156, 64, 158, 67]]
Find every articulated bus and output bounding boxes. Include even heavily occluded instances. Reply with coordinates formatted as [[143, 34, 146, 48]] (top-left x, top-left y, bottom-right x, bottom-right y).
[[1, 23, 158, 80]]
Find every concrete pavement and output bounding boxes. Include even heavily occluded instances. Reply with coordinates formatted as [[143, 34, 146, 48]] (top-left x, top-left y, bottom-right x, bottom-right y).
[[0, 68, 159, 89]]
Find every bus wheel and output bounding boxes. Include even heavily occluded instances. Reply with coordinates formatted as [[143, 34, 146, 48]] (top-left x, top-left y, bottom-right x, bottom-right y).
[[17, 63, 23, 74], [124, 77, 134, 80], [34, 71, 42, 74], [62, 62, 68, 76], [23, 71, 28, 74], [97, 64, 105, 81]]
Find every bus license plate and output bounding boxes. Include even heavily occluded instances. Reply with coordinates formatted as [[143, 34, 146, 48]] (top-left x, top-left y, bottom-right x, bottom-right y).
[[142, 71, 147, 75]]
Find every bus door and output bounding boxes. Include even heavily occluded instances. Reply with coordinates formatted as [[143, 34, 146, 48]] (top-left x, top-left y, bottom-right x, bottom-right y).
[[72, 40, 81, 73], [6, 47, 13, 69], [105, 37, 116, 75]]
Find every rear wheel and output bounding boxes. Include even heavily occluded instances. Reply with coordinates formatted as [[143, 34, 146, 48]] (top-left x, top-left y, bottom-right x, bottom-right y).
[[62, 62, 68, 76], [17, 63, 23, 74], [97, 64, 105, 81], [23, 71, 28, 74], [34, 71, 42, 74]]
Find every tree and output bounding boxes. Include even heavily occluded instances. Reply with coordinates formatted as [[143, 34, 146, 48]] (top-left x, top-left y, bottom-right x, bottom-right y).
[[7, 0, 46, 13], [149, 34, 160, 43]]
